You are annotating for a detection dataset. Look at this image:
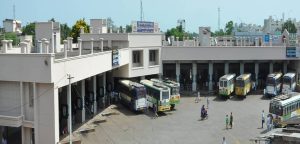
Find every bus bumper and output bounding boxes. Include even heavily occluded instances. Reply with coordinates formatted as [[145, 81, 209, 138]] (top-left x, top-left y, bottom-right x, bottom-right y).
[[158, 106, 171, 112]]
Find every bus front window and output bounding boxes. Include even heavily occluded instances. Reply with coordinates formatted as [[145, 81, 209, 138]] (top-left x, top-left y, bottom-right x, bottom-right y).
[[224, 81, 227, 87], [162, 91, 170, 100], [236, 80, 244, 87], [283, 77, 291, 86], [266, 78, 275, 86]]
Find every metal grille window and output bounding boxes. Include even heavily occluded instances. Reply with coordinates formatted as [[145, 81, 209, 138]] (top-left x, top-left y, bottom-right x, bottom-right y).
[[133, 51, 140, 63], [149, 50, 156, 62]]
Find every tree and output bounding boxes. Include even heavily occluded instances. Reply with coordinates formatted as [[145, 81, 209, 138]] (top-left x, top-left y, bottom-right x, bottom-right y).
[[2, 32, 19, 46], [125, 25, 132, 33], [119, 26, 123, 33], [22, 22, 35, 36], [212, 29, 225, 37], [225, 21, 234, 35], [282, 20, 297, 33], [165, 25, 185, 41], [71, 19, 89, 43], [60, 23, 71, 43]]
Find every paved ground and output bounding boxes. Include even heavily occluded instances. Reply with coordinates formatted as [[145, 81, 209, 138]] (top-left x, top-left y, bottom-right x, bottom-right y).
[[71, 93, 270, 144]]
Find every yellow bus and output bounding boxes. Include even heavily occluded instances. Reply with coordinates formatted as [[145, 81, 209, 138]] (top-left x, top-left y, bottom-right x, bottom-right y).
[[219, 74, 236, 98], [235, 73, 252, 97]]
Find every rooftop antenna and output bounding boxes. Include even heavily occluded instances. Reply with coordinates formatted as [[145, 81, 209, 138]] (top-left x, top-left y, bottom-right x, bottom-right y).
[[218, 7, 220, 30], [140, 0, 144, 21], [13, 4, 15, 20]]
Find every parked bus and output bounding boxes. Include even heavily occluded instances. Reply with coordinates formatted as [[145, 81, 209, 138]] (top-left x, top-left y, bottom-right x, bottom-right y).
[[269, 92, 300, 127], [151, 78, 180, 110], [219, 74, 236, 98], [116, 80, 147, 111], [265, 73, 282, 97], [235, 73, 252, 97], [282, 73, 296, 94], [140, 79, 171, 112]]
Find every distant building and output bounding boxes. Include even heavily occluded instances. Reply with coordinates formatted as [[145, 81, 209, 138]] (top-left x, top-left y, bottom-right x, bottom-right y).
[[3, 19, 22, 34], [198, 27, 211, 46], [90, 19, 108, 34], [131, 21, 160, 33], [177, 19, 186, 31], [233, 22, 262, 33]]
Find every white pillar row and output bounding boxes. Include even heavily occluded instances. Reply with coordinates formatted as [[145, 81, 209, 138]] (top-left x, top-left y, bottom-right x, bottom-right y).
[[8, 40, 13, 49], [41, 38, 47, 53], [103, 73, 106, 107], [93, 76, 97, 115], [240, 62, 244, 74], [192, 62, 197, 91], [81, 80, 85, 122], [225, 62, 229, 74], [255, 62, 259, 86], [20, 42, 27, 53], [67, 37, 73, 51], [78, 38, 82, 56], [90, 38, 94, 54], [283, 61, 288, 74], [63, 40, 68, 58], [100, 38, 104, 52], [208, 62, 213, 91], [176, 62, 180, 83], [37, 40, 42, 53], [269, 62, 274, 73]]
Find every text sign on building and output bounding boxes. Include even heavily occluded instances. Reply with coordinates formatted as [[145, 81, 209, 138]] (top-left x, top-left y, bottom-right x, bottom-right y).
[[264, 35, 269, 43], [286, 47, 297, 58], [137, 21, 154, 33], [112, 49, 119, 66]]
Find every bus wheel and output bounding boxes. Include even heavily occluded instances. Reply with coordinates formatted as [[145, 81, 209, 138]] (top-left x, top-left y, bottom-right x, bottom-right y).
[[170, 104, 175, 110]]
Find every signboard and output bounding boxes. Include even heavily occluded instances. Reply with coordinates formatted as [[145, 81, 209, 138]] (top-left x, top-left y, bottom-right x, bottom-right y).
[[136, 21, 154, 33], [264, 35, 269, 43], [112, 49, 119, 66], [286, 47, 297, 58]]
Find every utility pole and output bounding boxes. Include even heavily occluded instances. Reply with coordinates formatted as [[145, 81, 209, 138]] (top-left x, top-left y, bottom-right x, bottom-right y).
[[140, 0, 144, 21], [218, 7, 220, 31], [13, 4, 15, 20], [67, 74, 74, 144]]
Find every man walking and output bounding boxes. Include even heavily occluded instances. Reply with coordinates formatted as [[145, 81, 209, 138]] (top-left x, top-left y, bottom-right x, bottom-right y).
[[261, 110, 265, 128], [225, 114, 229, 130], [230, 112, 233, 129]]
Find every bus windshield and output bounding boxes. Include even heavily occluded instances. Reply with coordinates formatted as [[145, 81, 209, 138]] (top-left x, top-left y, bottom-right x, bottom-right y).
[[266, 77, 275, 86], [135, 87, 146, 99], [171, 87, 179, 95], [236, 80, 244, 87], [162, 91, 169, 100], [269, 103, 283, 116], [283, 77, 291, 85]]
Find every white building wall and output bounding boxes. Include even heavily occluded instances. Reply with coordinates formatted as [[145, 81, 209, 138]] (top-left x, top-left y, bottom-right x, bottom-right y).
[[129, 34, 162, 47], [0, 81, 21, 116], [3, 21, 13, 32]]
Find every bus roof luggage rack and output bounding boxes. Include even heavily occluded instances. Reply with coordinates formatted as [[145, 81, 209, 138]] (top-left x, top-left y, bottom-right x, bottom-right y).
[[274, 92, 298, 101]]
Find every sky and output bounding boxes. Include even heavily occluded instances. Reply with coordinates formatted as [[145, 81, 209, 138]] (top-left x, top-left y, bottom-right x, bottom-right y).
[[1, 0, 300, 32]]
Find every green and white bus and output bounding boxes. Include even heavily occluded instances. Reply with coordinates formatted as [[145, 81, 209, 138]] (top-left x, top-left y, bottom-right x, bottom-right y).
[[140, 79, 171, 112], [219, 74, 236, 98], [151, 78, 180, 110], [269, 92, 300, 127]]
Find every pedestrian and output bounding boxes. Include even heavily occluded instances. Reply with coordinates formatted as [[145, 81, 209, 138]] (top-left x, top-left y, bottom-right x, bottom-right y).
[[206, 96, 209, 109], [230, 112, 233, 129], [225, 114, 229, 130], [266, 114, 270, 131], [153, 104, 158, 119], [195, 91, 200, 103], [261, 110, 265, 128], [222, 136, 227, 144]]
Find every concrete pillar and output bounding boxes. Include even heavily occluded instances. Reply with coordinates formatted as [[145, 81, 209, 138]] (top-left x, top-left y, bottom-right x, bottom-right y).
[[243, 37, 246, 46], [270, 36, 273, 46], [41, 38, 47, 53], [37, 40, 43, 53], [240, 62, 244, 74], [90, 27, 93, 34], [223, 37, 226, 46], [100, 38, 104, 52], [193, 37, 196, 46], [225, 62, 229, 74], [176, 62, 180, 83], [235, 37, 239, 46], [78, 38, 82, 56], [192, 62, 197, 91], [208, 62, 213, 91], [33, 82, 39, 144], [255, 37, 259, 46], [81, 80, 85, 122], [103, 73, 106, 107], [67, 37, 73, 51], [63, 40, 68, 58], [8, 40, 13, 49], [108, 40, 112, 48], [80, 27, 84, 34], [1, 40, 8, 53], [283, 61, 288, 74], [44, 41, 49, 54], [20, 42, 27, 53], [90, 38, 94, 54], [25, 40, 31, 53], [67, 77, 72, 137], [269, 62, 274, 73], [93, 76, 97, 115], [141, 76, 145, 80], [176, 37, 179, 47], [255, 62, 259, 85]]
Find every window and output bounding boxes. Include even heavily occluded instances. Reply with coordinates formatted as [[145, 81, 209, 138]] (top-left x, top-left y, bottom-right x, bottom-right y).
[[149, 50, 156, 62], [133, 51, 140, 63]]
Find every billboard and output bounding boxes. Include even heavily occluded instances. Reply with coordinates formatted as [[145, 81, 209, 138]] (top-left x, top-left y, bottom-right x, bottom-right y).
[[112, 49, 119, 66], [264, 35, 269, 43], [286, 47, 297, 58], [136, 21, 154, 33]]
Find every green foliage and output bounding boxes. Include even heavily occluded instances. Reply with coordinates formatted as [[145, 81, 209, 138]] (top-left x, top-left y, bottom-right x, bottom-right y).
[[60, 23, 71, 43], [165, 25, 185, 41], [125, 25, 132, 33], [282, 20, 297, 33], [1, 32, 19, 46], [212, 29, 225, 37], [225, 21, 234, 35], [71, 19, 89, 43], [22, 23, 35, 36]]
